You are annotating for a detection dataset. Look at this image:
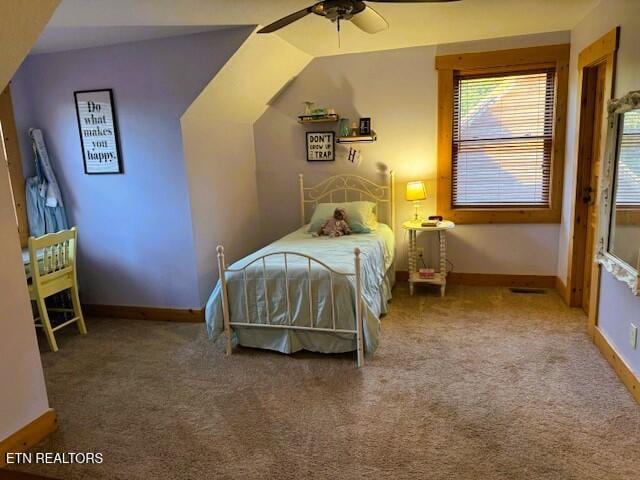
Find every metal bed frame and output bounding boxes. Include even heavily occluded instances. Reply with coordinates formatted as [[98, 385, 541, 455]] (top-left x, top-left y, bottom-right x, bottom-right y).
[[216, 171, 395, 367]]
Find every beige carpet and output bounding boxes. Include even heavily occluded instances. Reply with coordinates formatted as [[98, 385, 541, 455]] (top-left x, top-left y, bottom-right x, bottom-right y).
[[13, 284, 640, 479]]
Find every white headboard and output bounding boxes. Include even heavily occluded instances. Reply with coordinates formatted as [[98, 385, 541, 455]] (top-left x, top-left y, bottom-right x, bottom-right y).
[[298, 171, 396, 230]]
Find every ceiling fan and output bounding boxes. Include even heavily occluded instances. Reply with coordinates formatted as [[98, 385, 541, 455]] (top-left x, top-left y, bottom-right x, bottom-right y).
[[257, 0, 460, 35]]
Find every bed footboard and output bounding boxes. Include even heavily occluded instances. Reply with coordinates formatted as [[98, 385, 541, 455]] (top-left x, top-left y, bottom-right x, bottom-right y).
[[215, 245, 365, 367]]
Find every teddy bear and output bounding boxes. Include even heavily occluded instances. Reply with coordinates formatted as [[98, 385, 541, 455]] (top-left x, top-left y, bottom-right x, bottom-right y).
[[317, 207, 352, 238]]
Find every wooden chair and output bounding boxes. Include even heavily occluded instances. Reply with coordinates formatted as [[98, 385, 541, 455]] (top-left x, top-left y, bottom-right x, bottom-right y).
[[27, 227, 87, 351]]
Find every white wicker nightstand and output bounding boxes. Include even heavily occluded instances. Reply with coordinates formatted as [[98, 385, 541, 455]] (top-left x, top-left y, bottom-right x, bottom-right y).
[[402, 220, 455, 296]]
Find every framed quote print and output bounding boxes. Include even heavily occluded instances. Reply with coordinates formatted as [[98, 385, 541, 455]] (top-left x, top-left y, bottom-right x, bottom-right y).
[[74, 89, 123, 174], [306, 131, 335, 162]]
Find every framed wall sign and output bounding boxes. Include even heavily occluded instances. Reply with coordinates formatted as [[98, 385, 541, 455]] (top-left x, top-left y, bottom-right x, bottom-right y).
[[359, 117, 371, 135], [74, 89, 123, 174], [306, 131, 335, 162]]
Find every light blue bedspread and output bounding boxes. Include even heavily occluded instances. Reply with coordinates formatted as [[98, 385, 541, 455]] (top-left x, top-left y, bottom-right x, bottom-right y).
[[205, 224, 395, 357]]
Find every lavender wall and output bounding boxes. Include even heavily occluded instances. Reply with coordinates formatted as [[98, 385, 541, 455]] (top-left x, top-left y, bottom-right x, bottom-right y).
[[598, 273, 640, 373], [181, 31, 311, 304], [11, 28, 252, 308]]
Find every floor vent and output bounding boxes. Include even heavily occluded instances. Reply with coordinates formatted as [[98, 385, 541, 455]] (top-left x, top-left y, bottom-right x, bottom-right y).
[[509, 287, 547, 295]]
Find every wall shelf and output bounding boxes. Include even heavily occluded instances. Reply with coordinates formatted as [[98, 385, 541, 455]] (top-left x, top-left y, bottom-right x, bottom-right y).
[[336, 131, 377, 144], [298, 114, 339, 124]]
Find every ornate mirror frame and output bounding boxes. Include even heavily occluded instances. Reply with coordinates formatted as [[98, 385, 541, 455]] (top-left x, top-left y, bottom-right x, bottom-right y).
[[595, 90, 640, 295]]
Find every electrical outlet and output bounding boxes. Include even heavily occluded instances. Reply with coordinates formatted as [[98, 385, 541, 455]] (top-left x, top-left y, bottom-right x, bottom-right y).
[[630, 324, 638, 349], [416, 247, 424, 257]]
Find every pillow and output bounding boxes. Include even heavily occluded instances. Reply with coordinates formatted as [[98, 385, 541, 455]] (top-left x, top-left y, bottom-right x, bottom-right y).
[[366, 209, 379, 232], [308, 201, 377, 234]]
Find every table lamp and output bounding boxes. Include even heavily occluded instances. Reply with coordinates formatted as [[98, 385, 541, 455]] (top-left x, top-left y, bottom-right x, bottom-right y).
[[406, 181, 427, 221]]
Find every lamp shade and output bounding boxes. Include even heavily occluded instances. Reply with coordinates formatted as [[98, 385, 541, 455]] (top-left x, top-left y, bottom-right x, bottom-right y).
[[405, 181, 427, 201]]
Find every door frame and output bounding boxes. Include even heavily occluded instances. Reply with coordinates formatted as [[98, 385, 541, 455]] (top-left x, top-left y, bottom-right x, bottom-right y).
[[565, 27, 619, 337], [0, 83, 28, 247]]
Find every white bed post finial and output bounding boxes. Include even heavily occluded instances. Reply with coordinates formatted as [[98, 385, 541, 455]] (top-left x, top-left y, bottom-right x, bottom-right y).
[[354, 247, 364, 368], [389, 169, 396, 232], [299, 174, 305, 227], [216, 245, 232, 356]]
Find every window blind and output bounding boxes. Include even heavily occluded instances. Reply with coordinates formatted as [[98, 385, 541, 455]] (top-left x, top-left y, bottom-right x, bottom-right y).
[[452, 69, 555, 208], [616, 110, 640, 207]]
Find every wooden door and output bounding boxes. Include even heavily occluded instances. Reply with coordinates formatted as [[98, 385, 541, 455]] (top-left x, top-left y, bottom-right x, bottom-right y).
[[580, 64, 607, 315], [564, 26, 618, 336]]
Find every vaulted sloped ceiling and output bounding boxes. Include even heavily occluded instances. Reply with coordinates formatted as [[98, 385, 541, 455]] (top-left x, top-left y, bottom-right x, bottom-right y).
[[0, 0, 60, 89], [41, 0, 599, 57]]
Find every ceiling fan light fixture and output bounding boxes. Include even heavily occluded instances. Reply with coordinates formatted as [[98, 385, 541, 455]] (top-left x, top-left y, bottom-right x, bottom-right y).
[[312, 1, 366, 22]]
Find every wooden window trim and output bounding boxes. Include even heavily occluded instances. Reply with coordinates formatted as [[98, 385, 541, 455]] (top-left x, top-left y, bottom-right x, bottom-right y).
[[0, 84, 28, 246], [436, 44, 570, 224]]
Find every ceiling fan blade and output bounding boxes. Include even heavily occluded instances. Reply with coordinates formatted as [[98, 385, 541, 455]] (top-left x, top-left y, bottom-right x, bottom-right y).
[[366, 1, 460, 3], [257, 5, 315, 33], [350, 5, 389, 34]]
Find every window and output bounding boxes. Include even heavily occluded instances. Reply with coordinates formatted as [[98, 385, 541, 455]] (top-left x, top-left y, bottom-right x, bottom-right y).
[[453, 70, 554, 208], [436, 44, 569, 224]]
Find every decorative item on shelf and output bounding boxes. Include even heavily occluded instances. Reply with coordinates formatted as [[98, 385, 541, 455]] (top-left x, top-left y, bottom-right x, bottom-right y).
[[298, 105, 338, 123], [405, 180, 427, 221], [359, 117, 371, 135], [339, 118, 350, 137], [306, 131, 335, 162], [349, 121, 359, 136], [303, 101, 314, 115]]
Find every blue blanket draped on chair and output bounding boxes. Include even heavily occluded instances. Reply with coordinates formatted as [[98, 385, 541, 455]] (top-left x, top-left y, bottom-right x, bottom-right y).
[[25, 128, 69, 236]]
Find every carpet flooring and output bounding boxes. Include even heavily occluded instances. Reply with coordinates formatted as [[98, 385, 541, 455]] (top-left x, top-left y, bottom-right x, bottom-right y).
[[13, 284, 640, 479]]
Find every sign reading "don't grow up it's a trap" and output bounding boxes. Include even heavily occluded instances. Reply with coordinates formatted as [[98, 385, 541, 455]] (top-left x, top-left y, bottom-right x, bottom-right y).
[[306, 131, 335, 162]]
